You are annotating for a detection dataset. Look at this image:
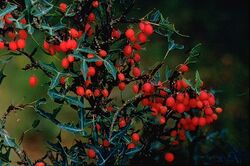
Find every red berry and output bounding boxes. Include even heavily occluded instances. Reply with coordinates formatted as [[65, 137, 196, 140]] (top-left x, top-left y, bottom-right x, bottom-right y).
[[20, 18, 27, 24], [164, 152, 174, 163], [60, 41, 68, 52], [67, 55, 75, 63], [94, 89, 101, 97], [159, 116, 166, 124], [102, 89, 109, 97], [18, 30, 28, 39], [196, 100, 203, 109], [59, 3, 67, 12], [87, 53, 95, 59], [35, 162, 45, 166], [142, 82, 152, 93], [99, 49, 107, 58], [198, 117, 206, 127], [8, 31, 15, 39], [176, 93, 185, 102], [127, 143, 135, 149], [103, 139, 110, 147], [85, 89, 93, 97], [92, 0, 99, 8], [87, 149, 96, 158], [160, 106, 168, 115], [199, 91, 209, 101], [43, 41, 50, 50], [170, 130, 177, 137], [132, 67, 141, 77], [138, 32, 147, 43], [76, 86, 85, 96], [133, 53, 141, 62], [125, 28, 135, 39], [9, 41, 17, 51], [29, 75, 38, 87], [118, 82, 126, 91], [192, 117, 199, 126], [143, 23, 154, 35], [205, 107, 213, 115], [88, 13, 96, 22], [119, 119, 126, 128], [0, 41, 4, 49], [87, 66, 96, 77], [131, 133, 140, 142], [166, 97, 175, 107], [95, 60, 103, 67], [4, 13, 13, 24], [133, 43, 141, 50], [69, 28, 79, 38], [132, 84, 139, 94], [118, 73, 125, 81], [123, 45, 133, 56], [111, 29, 121, 39], [176, 103, 185, 113], [66, 39, 77, 50], [17, 39, 26, 49], [60, 77, 66, 85], [139, 22, 145, 31], [61, 58, 70, 69], [179, 64, 189, 73]]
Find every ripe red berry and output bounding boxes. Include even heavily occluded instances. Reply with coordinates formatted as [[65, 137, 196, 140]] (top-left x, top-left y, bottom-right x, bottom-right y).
[[118, 82, 126, 91], [199, 91, 209, 101], [9, 41, 17, 51], [176, 103, 185, 113], [94, 89, 101, 97], [87, 66, 96, 77], [60, 77, 66, 85], [139, 22, 145, 31], [92, 0, 99, 8], [132, 84, 139, 94], [0, 41, 4, 49], [69, 28, 79, 38], [76, 86, 85, 96], [60, 41, 68, 52], [166, 97, 175, 107], [61, 58, 70, 69], [7, 31, 15, 39], [127, 143, 135, 149], [198, 117, 206, 127], [85, 89, 93, 97], [118, 73, 125, 81], [67, 55, 75, 63], [192, 117, 199, 126], [176, 93, 185, 102], [131, 133, 140, 142], [133, 53, 141, 62], [179, 64, 189, 73], [59, 3, 67, 12], [4, 13, 13, 24], [43, 41, 50, 50], [88, 13, 96, 22], [123, 45, 133, 56], [133, 43, 141, 50], [99, 49, 107, 57], [87, 53, 95, 59], [66, 39, 77, 50], [164, 152, 174, 163], [102, 89, 109, 97], [17, 39, 26, 49], [18, 30, 28, 39], [138, 32, 147, 43], [103, 139, 110, 147], [35, 161, 45, 166], [215, 107, 223, 114], [205, 107, 213, 115], [29, 75, 38, 87], [142, 82, 152, 93], [132, 67, 141, 77], [95, 60, 103, 67], [20, 18, 27, 24], [111, 29, 121, 39], [125, 28, 135, 39], [143, 23, 154, 35], [119, 119, 126, 128], [160, 106, 168, 115], [87, 149, 96, 158], [159, 116, 166, 124]]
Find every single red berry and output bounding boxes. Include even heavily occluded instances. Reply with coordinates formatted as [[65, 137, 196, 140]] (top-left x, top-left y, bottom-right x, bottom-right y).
[[29, 75, 38, 87], [8, 31, 15, 39], [142, 82, 152, 93], [170, 130, 177, 137], [123, 45, 133, 56], [138, 32, 147, 43], [198, 117, 206, 127], [125, 28, 135, 39], [0, 41, 4, 49], [102, 89, 109, 97], [179, 64, 189, 73], [87, 149, 96, 159], [215, 107, 223, 114], [160, 106, 168, 115], [18, 30, 28, 39], [35, 161, 45, 166], [176, 103, 185, 113], [88, 13, 96, 22], [87, 53, 95, 59], [67, 55, 75, 63], [143, 23, 154, 35], [189, 99, 197, 108], [131, 133, 140, 142], [87, 66, 96, 77], [20, 18, 27, 24], [118, 82, 126, 91], [59, 3, 67, 12], [196, 100, 203, 109], [166, 97, 175, 108], [132, 67, 141, 77], [103, 139, 110, 147], [164, 152, 174, 163], [60, 41, 68, 52], [43, 41, 50, 50], [192, 117, 199, 126], [60, 77, 66, 85], [99, 49, 107, 58], [205, 107, 213, 115], [17, 39, 26, 49], [133, 53, 141, 62], [69, 28, 79, 38], [133, 43, 141, 50], [129, 35, 137, 42], [95, 60, 103, 67], [118, 73, 125, 81], [212, 113, 218, 120], [127, 143, 135, 149], [92, 0, 99, 8], [85, 89, 93, 97], [199, 91, 209, 101], [119, 119, 126, 128], [9, 41, 17, 51], [111, 29, 121, 39], [4, 13, 13, 24], [94, 89, 101, 97], [132, 84, 139, 94], [76, 86, 85, 96], [139, 22, 145, 31], [61, 58, 70, 69], [66, 39, 77, 50], [159, 116, 166, 124]]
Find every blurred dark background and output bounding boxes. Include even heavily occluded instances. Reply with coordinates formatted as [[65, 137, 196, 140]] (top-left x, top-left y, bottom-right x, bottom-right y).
[[0, 0, 249, 164]]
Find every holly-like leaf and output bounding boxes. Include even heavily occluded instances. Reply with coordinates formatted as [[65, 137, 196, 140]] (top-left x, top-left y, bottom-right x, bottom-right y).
[[184, 43, 201, 65], [195, 70, 203, 93], [65, 96, 84, 108], [81, 59, 88, 81], [0, 3, 17, 17], [104, 60, 117, 80], [77, 47, 96, 54]]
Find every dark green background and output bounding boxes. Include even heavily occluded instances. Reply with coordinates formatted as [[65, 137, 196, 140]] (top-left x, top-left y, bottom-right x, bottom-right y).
[[0, 0, 249, 164]]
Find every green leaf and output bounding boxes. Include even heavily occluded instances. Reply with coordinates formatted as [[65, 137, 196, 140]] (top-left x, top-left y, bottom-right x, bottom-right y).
[[52, 105, 63, 118], [39, 61, 58, 73], [77, 47, 96, 54], [65, 96, 84, 108], [104, 60, 117, 80], [0, 69, 6, 85], [168, 39, 184, 52], [48, 89, 64, 100], [58, 123, 87, 136], [32, 119, 40, 128], [125, 145, 143, 157], [195, 70, 203, 93], [184, 43, 201, 65], [81, 59, 88, 81], [0, 130, 18, 148], [0, 148, 11, 163], [30, 0, 53, 17], [166, 118, 176, 129], [41, 23, 65, 36], [0, 3, 17, 17], [165, 66, 172, 80]]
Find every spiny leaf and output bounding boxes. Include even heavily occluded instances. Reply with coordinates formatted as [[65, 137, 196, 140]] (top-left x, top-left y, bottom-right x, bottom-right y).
[[104, 60, 117, 80], [0, 3, 17, 17]]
